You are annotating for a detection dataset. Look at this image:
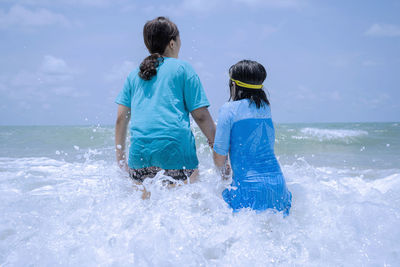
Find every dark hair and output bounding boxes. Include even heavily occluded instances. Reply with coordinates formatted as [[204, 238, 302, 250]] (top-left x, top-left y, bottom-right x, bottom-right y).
[[139, 16, 179, 80], [229, 60, 270, 108]]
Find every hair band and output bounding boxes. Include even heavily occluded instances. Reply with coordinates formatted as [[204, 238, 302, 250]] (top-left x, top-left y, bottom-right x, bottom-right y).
[[230, 78, 263, 89]]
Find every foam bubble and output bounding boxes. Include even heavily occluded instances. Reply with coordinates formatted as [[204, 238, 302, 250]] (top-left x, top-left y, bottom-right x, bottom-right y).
[[297, 128, 368, 141]]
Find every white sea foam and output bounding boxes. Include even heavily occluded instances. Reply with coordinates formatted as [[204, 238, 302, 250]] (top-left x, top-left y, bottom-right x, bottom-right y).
[[293, 128, 368, 141], [0, 153, 399, 266]]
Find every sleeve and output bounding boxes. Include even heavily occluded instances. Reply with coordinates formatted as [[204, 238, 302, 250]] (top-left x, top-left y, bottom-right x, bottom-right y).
[[182, 66, 210, 112], [115, 76, 132, 107], [213, 104, 233, 156]]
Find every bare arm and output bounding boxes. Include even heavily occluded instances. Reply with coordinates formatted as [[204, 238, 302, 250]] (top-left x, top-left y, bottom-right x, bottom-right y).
[[213, 151, 226, 169], [115, 104, 131, 171], [213, 151, 231, 179], [191, 107, 216, 147]]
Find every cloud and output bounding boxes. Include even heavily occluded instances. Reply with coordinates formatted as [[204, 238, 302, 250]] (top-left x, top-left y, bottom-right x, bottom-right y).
[[4, 55, 84, 101], [365, 23, 400, 37], [0, 4, 70, 29], [38, 55, 81, 83], [120, 3, 137, 13], [52, 86, 84, 97], [361, 93, 390, 108], [141, 0, 223, 17], [260, 24, 280, 37], [6, 0, 123, 8], [0, 75, 7, 91], [234, 0, 305, 8], [362, 60, 380, 67], [330, 57, 349, 67], [193, 61, 215, 81], [68, 0, 117, 7], [40, 55, 71, 74], [180, 0, 221, 12], [105, 61, 135, 83], [327, 90, 341, 101], [295, 85, 317, 100], [142, 0, 303, 16], [228, 22, 280, 45]]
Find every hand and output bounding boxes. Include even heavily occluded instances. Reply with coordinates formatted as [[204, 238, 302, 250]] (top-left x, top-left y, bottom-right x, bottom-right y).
[[207, 139, 214, 149], [222, 163, 231, 180], [118, 159, 129, 173]]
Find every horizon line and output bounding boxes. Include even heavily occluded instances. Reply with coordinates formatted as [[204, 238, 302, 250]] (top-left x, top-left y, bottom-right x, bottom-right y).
[[1, 121, 399, 127]]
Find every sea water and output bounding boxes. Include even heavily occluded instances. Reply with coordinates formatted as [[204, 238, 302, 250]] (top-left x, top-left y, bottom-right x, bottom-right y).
[[0, 123, 399, 266]]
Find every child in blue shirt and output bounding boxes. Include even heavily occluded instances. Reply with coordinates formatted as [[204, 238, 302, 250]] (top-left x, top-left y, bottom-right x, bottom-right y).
[[115, 17, 215, 189], [213, 60, 292, 215]]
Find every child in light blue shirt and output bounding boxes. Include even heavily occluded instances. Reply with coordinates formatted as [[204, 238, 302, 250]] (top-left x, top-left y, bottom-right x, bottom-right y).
[[213, 60, 292, 215]]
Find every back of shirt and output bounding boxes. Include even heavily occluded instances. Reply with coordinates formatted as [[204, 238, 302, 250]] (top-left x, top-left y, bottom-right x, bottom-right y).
[[116, 57, 209, 170], [214, 99, 282, 181], [214, 99, 292, 213]]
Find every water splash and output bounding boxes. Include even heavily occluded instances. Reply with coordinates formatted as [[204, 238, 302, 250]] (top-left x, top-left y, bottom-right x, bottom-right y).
[[0, 125, 399, 266]]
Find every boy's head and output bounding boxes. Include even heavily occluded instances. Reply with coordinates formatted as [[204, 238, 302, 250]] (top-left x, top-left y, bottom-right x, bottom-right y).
[[229, 60, 270, 108]]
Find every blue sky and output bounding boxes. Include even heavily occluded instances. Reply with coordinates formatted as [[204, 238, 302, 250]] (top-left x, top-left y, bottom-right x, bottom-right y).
[[0, 0, 399, 125]]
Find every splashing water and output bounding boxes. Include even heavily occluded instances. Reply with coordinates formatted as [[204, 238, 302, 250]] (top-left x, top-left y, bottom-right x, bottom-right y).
[[297, 128, 368, 141], [0, 123, 399, 266]]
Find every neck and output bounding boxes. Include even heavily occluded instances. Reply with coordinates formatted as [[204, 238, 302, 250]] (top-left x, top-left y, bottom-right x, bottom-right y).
[[162, 53, 177, 58], [162, 49, 178, 58]]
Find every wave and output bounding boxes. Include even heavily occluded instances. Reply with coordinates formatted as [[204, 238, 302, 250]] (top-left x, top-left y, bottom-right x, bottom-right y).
[[1, 154, 399, 266], [292, 127, 368, 141]]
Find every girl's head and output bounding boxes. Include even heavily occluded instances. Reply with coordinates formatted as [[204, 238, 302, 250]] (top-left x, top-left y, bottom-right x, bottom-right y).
[[139, 17, 180, 80], [229, 60, 270, 108]]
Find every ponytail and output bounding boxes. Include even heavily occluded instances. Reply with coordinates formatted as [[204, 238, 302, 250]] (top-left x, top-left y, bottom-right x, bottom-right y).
[[139, 53, 164, 80], [139, 16, 179, 81]]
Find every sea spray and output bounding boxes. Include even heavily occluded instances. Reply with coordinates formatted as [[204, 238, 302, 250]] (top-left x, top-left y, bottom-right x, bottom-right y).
[[0, 123, 399, 266]]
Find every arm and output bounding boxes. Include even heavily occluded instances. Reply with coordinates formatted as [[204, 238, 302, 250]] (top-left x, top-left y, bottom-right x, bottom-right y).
[[115, 104, 131, 171], [212, 104, 232, 179], [115, 105, 151, 199], [191, 107, 216, 147], [213, 151, 226, 169], [213, 151, 231, 179]]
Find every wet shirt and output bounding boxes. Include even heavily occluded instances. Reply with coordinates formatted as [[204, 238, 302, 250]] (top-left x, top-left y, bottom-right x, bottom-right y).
[[115, 57, 209, 170], [214, 99, 292, 213]]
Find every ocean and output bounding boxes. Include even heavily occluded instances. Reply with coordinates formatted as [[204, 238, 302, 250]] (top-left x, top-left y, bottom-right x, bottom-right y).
[[0, 123, 399, 266]]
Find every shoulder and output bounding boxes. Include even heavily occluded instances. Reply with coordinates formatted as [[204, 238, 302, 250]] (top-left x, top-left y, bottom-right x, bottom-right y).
[[169, 58, 194, 69], [258, 102, 272, 118], [126, 67, 140, 82], [227, 99, 249, 111], [166, 58, 198, 78], [220, 101, 236, 111], [218, 101, 240, 119], [245, 100, 272, 119]]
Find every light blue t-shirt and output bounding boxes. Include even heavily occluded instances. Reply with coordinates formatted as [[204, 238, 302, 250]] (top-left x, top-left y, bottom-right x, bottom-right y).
[[214, 99, 292, 214], [115, 57, 209, 170]]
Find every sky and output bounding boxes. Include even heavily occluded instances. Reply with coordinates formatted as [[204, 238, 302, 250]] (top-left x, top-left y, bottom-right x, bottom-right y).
[[0, 0, 399, 125]]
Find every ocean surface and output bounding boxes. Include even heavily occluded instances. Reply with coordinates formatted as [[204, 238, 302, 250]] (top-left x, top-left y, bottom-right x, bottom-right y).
[[0, 123, 399, 266]]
